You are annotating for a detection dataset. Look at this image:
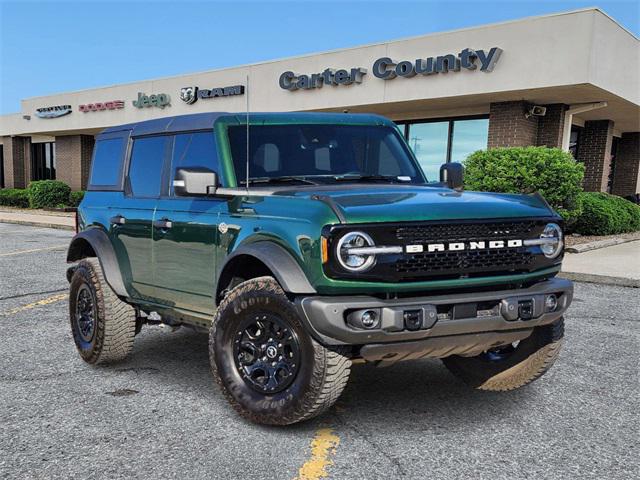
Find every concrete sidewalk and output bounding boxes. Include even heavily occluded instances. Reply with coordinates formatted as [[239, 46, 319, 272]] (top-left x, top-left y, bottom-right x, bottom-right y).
[[0, 209, 74, 230], [561, 240, 640, 287]]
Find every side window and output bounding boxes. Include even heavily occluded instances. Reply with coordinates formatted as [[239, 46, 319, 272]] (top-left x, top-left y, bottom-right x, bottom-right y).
[[89, 137, 125, 187], [128, 136, 167, 197], [169, 132, 219, 195]]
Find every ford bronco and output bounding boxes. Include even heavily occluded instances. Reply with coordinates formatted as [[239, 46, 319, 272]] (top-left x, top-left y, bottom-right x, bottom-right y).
[[67, 112, 572, 425]]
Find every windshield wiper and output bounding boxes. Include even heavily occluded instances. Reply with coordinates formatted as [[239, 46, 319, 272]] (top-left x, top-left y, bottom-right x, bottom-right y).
[[242, 176, 319, 186], [332, 174, 412, 183]]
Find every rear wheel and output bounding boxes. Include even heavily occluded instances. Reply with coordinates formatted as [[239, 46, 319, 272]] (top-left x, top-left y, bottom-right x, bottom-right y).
[[442, 318, 564, 391], [209, 276, 351, 425], [68, 258, 137, 364]]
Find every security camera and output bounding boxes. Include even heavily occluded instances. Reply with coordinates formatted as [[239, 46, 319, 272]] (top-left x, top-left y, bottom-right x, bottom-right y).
[[525, 105, 547, 118]]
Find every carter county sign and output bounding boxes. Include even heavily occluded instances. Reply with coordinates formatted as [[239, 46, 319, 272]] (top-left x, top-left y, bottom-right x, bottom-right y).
[[279, 47, 502, 90], [35, 105, 72, 118]]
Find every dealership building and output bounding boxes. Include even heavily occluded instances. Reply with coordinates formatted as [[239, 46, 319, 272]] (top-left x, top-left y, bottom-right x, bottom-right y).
[[0, 8, 638, 195]]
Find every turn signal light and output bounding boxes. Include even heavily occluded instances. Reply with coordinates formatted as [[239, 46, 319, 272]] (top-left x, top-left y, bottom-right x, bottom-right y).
[[321, 237, 329, 264]]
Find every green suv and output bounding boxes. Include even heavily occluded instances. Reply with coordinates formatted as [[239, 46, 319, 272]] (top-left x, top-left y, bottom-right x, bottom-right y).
[[67, 112, 572, 425]]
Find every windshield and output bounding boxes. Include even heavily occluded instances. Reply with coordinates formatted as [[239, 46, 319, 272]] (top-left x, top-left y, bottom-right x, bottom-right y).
[[228, 124, 426, 185]]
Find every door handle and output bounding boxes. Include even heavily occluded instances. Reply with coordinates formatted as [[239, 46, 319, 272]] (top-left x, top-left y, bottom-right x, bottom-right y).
[[153, 218, 173, 230], [109, 215, 126, 225]]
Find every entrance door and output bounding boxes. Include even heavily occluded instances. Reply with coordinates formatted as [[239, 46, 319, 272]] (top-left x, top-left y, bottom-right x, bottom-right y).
[[152, 131, 222, 315]]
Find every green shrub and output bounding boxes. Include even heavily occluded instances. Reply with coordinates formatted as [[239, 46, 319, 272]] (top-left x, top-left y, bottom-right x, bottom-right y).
[[27, 180, 71, 209], [68, 191, 85, 207], [464, 147, 585, 225], [574, 192, 640, 235], [0, 188, 30, 208]]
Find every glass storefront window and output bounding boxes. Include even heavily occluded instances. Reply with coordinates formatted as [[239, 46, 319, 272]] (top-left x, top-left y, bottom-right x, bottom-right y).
[[31, 142, 56, 181], [450, 119, 489, 163], [402, 116, 489, 181], [405, 121, 449, 181]]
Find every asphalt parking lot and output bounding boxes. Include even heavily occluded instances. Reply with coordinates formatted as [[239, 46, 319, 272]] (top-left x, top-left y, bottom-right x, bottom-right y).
[[0, 222, 638, 480]]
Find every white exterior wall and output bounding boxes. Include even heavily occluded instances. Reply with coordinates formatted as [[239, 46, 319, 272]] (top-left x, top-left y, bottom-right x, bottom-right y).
[[0, 8, 637, 137]]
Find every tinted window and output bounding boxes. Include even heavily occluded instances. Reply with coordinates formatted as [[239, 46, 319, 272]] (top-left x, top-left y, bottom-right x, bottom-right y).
[[450, 118, 489, 163], [169, 132, 218, 195], [128, 136, 167, 197], [228, 124, 421, 184], [90, 138, 124, 186], [406, 122, 449, 181]]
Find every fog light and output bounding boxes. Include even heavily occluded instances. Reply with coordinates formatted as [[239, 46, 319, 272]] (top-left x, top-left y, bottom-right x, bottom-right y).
[[361, 310, 378, 329], [545, 294, 558, 312]]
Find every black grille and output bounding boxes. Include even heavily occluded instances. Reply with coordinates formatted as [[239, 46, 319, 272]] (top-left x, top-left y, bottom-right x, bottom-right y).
[[323, 218, 561, 283], [396, 248, 534, 275], [396, 221, 538, 243]]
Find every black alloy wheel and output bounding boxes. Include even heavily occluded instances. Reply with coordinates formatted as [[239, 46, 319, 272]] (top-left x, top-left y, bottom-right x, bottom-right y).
[[75, 285, 96, 347], [233, 313, 301, 394]]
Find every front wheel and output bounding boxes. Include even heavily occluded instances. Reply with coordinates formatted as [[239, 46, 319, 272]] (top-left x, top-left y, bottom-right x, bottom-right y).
[[209, 277, 351, 425], [442, 318, 564, 391]]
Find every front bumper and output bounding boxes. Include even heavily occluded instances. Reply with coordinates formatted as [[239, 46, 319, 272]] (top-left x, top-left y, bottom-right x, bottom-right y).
[[295, 278, 573, 360]]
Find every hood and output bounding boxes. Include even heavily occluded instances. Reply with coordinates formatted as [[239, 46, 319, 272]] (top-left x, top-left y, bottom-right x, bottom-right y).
[[279, 185, 556, 223]]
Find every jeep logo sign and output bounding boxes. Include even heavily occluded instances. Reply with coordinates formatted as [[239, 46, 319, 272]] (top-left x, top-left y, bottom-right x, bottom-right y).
[[406, 239, 522, 253], [133, 92, 171, 109]]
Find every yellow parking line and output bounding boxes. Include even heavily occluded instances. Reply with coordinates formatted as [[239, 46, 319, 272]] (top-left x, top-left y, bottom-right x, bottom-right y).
[[0, 293, 68, 317], [295, 428, 340, 480], [0, 245, 68, 257]]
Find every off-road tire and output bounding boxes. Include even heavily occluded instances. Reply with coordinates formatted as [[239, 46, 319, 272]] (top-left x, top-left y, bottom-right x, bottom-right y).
[[69, 258, 136, 364], [442, 318, 564, 391], [209, 276, 351, 425]]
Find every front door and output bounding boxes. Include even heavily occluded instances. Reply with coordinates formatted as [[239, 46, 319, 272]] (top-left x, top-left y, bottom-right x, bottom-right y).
[[152, 131, 222, 315]]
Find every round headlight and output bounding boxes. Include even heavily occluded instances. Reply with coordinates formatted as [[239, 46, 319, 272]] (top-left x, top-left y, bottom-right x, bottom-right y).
[[336, 231, 376, 272], [540, 223, 563, 258]]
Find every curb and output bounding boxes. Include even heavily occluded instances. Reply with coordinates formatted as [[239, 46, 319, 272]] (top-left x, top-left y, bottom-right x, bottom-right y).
[[0, 219, 74, 231], [565, 237, 639, 253], [558, 271, 639, 288]]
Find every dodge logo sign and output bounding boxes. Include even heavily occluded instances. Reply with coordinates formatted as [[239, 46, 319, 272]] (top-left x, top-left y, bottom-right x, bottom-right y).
[[180, 87, 198, 105], [79, 100, 125, 112]]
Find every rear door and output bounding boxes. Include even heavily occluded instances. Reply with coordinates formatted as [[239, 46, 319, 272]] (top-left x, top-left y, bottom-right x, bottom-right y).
[[109, 135, 170, 302], [152, 131, 222, 315]]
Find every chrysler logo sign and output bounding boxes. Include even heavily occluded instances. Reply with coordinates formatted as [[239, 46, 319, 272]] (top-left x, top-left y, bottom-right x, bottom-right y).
[[179, 85, 244, 104], [35, 105, 72, 118]]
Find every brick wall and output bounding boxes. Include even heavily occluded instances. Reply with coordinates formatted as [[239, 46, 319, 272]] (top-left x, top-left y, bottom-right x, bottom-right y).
[[1, 136, 30, 189], [536, 104, 566, 148], [611, 132, 640, 197], [55, 135, 95, 191], [577, 120, 615, 192], [488, 101, 539, 148]]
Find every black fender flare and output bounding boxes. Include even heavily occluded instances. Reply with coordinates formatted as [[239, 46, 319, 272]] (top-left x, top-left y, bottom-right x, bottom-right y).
[[218, 242, 316, 297], [67, 228, 128, 297]]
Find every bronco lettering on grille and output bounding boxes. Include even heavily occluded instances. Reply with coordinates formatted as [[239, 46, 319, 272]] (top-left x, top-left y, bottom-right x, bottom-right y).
[[405, 239, 523, 253]]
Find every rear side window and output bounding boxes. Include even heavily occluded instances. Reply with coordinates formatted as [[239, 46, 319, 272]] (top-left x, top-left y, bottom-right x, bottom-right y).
[[89, 137, 125, 187], [169, 132, 219, 195], [128, 136, 167, 197]]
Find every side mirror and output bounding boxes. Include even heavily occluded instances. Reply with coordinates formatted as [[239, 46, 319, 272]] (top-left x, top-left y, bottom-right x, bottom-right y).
[[440, 162, 464, 190], [173, 167, 218, 196]]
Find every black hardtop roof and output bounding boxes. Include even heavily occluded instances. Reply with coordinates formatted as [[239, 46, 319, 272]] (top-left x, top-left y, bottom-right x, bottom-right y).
[[98, 112, 392, 138]]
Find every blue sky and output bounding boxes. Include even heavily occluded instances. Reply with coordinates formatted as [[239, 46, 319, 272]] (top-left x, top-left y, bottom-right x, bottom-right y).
[[1, 0, 638, 114]]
